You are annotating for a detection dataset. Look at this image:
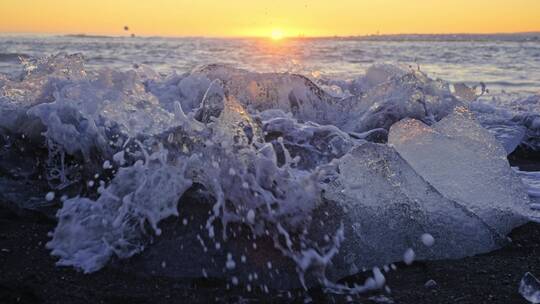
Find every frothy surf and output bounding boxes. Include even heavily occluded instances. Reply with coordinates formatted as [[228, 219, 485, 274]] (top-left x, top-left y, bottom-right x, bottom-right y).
[[0, 53, 539, 293]]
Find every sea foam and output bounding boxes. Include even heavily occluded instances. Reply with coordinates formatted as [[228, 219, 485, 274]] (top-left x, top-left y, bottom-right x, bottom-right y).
[[0, 53, 537, 291]]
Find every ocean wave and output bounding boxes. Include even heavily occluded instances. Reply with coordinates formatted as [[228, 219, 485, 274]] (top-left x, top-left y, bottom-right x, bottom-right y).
[[62, 34, 116, 39], [336, 33, 540, 42], [0, 53, 538, 292], [0, 52, 29, 62]]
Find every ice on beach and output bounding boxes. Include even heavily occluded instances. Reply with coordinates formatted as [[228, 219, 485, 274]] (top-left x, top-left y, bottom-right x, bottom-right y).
[[480, 122, 526, 155], [350, 64, 407, 93], [25, 66, 178, 158], [520, 272, 540, 304], [389, 107, 531, 235], [2, 53, 539, 290], [337, 67, 461, 133], [320, 143, 505, 274], [424, 279, 437, 289], [471, 94, 540, 153], [0, 54, 86, 137], [258, 109, 357, 169], [514, 169, 540, 198], [190, 64, 461, 134], [191, 64, 338, 125], [513, 169, 540, 219]]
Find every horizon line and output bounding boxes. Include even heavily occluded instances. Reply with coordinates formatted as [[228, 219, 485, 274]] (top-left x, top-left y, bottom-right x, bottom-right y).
[[1, 30, 540, 40]]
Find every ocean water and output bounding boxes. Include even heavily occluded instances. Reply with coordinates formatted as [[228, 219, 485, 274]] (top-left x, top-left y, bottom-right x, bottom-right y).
[[1, 33, 540, 94], [1, 33, 540, 292]]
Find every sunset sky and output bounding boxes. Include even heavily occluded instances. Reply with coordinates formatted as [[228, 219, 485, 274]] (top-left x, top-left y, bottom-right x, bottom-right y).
[[1, 0, 539, 37]]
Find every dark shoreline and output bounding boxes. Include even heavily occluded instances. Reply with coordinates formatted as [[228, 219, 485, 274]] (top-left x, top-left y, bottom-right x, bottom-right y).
[[1, 147, 538, 303], [1, 202, 538, 304]]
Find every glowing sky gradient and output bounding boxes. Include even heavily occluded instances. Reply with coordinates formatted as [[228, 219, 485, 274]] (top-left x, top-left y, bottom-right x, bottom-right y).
[[1, 0, 539, 37]]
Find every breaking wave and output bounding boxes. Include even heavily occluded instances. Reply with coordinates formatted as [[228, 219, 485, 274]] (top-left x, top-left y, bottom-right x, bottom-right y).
[[0, 53, 538, 293]]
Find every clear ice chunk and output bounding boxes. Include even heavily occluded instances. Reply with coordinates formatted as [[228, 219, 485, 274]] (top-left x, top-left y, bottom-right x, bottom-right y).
[[520, 272, 540, 304], [193, 64, 460, 134], [388, 106, 531, 235], [320, 142, 504, 276], [338, 69, 461, 133]]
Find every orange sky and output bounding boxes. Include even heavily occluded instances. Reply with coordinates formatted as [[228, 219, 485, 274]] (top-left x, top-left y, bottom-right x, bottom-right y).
[[1, 0, 539, 37]]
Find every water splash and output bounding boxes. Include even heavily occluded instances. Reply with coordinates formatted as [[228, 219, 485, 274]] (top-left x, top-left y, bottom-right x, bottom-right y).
[[0, 53, 535, 293]]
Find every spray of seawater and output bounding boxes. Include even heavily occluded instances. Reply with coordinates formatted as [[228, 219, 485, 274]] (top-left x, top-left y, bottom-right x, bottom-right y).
[[0, 53, 537, 294]]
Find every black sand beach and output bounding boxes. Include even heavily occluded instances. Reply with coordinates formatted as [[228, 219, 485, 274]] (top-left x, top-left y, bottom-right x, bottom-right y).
[[1, 200, 538, 304]]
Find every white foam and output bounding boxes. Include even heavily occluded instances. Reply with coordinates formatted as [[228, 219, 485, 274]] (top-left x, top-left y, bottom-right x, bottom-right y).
[[403, 249, 415, 265], [0, 54, 535, 292], [421, 234, 435, 247], [45, 192, 55, 202]]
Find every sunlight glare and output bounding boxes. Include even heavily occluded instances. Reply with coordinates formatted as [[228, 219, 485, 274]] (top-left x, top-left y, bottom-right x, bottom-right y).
[[271, 29, 284, 40]]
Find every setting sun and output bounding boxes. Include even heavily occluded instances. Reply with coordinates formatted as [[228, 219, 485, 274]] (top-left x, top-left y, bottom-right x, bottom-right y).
[[271, 29, 284, 40]]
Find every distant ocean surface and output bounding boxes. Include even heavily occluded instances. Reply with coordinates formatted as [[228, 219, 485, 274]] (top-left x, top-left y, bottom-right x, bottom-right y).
[[0, 33, 539, 94]]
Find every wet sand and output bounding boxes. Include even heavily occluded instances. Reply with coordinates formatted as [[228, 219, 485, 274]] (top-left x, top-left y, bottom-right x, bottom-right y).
[[1, 202, 538, 304]]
